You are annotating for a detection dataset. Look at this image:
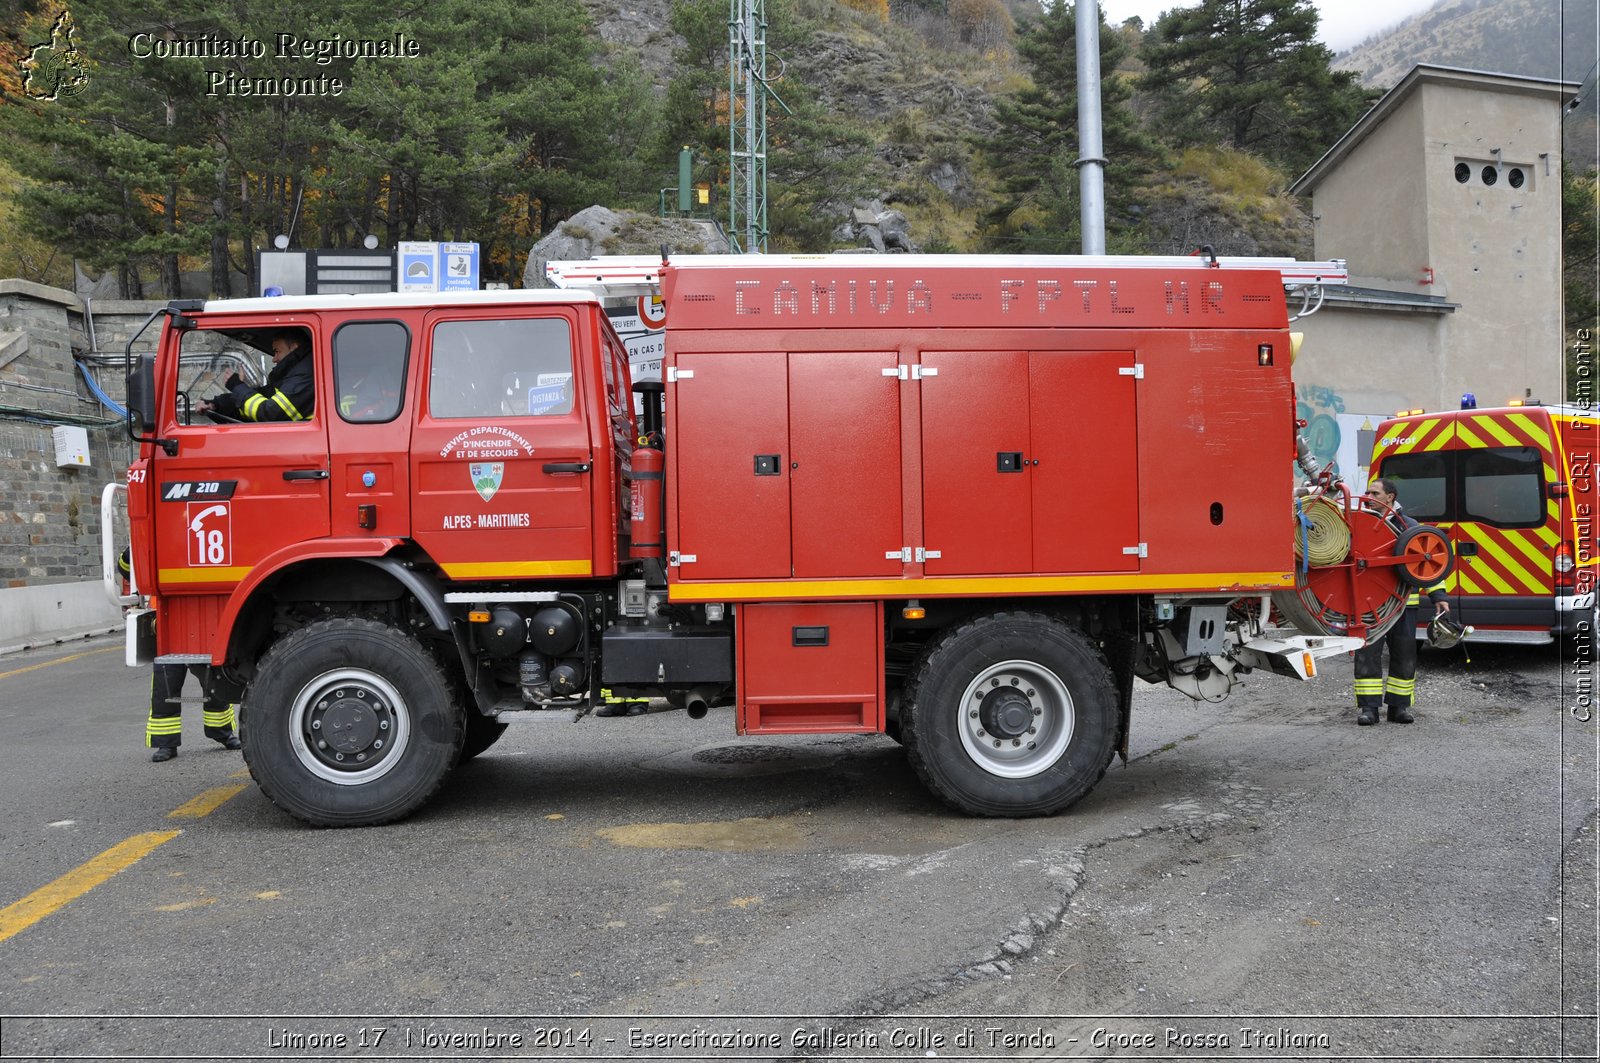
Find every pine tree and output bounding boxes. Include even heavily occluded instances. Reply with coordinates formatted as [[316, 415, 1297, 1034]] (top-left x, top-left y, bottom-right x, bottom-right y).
[[1138, 0, 1375, 175], [979, 0, 1157, 253]]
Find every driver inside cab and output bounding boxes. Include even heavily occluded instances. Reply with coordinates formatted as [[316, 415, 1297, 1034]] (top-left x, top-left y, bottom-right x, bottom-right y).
[[199, 329, 315, 422]]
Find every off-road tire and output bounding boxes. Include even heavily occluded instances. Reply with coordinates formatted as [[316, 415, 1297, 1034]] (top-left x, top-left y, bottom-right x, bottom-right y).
[[242, 618, 464, 826], [901, 611, 1118, 817]]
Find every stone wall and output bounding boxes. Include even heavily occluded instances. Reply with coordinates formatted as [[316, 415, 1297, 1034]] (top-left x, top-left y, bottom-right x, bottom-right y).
[[0, 280, 162, 591]]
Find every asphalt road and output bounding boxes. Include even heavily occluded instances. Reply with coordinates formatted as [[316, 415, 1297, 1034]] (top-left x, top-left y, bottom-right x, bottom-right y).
[[0, 634, 1593, 1062]]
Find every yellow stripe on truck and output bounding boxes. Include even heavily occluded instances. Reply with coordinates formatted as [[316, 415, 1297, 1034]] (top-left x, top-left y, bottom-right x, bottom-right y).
[[667, 570, 1295, 603], [160, 567, 253, 584]]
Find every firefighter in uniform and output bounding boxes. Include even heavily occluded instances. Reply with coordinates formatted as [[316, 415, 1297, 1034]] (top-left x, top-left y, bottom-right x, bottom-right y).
[[147, 664, 241, 761], [1353, 478, 1450, 725], [198, 329, 315, 422], [122, 550, 243, 760]]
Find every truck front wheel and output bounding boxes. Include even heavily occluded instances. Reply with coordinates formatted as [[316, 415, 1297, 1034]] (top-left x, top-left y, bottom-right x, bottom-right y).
[[901, 612, 1118, 817], [242, 618, 464, 826]]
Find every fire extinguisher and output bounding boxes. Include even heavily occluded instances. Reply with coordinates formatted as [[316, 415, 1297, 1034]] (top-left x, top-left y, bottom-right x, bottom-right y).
[[629, 381, 665, 560]]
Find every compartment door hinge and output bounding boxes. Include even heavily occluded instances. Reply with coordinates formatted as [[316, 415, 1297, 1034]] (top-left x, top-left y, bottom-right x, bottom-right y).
[[912, 365, 939, 380], [882, 366, 909, 380], [668, 551, 697, 566], [915, 547, 942, 562], [1119, 364, 1144, 380], [1122, 543, 1148, 558], [886, 547, 912, 562], [667, 367, 694, 382]]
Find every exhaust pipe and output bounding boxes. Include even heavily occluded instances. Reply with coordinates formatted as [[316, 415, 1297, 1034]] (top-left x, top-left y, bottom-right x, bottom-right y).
[[684, 694, 710, 720]]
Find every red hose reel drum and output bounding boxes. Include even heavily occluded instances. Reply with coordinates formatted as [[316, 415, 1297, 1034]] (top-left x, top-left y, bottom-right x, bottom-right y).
[[1274, 492, 1452, 643]]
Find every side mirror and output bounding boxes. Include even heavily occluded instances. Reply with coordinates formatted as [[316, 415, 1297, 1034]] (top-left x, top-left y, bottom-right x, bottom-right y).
[[127, 353, 157, 433], [124, 306, 180, 456]]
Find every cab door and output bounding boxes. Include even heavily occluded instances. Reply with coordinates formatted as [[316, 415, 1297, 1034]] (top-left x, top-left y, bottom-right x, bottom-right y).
[[410, 310, 596, 581], [153, 320, 330, 595], [325, 317, 414, 540]]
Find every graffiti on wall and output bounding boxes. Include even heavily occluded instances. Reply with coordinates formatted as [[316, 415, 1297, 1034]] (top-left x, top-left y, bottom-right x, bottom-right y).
[[1297, 383, 1383, 484], [1297, 384, 1345, 476]]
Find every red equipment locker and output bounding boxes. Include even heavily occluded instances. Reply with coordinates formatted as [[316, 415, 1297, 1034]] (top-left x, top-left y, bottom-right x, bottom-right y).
[[919, 350, 1033, 574], [736, 601, 885, 734], [918, 349, 1140, 576], [1029, 350, 1140, 573], [788, 351, 903, 579], [670, 350, 791, 579]]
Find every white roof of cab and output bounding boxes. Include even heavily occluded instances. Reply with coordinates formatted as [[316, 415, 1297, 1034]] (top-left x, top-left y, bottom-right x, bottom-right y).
[[201, 288, 599, 314]]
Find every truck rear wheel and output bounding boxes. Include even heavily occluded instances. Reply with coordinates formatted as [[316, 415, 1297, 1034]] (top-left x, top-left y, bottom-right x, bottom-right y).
[[901, 612, 1118, 817], [242, 618, 464, 826]]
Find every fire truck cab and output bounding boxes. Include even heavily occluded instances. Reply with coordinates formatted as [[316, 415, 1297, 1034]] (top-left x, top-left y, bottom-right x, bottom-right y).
[[108, 254, 1372, 827]]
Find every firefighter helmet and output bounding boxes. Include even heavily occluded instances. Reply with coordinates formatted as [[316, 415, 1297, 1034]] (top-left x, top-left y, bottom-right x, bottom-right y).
[[1427, 614, 1469, 650]]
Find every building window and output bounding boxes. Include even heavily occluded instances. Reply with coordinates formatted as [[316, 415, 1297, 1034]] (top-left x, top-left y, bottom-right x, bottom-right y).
[[1455, 158, 1533, 191]]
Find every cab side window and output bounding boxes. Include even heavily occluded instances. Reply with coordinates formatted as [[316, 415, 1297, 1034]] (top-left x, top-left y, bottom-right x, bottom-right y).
[[175, 328, 294, 426], [334, 322, 409, 424], [428, 318, 574, 419]]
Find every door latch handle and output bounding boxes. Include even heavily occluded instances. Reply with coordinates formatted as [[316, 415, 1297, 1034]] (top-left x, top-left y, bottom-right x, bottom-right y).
[[283, 468, 329, 481], [542, 461, 591, 474]]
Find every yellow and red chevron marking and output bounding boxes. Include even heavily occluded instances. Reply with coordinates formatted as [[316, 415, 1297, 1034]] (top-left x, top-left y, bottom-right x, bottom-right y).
[[1449, 521, 1555, 596], [1451, 410, 1553, 453], [1553, 413, 1600, 569], [1373, 416, 1452, 461]]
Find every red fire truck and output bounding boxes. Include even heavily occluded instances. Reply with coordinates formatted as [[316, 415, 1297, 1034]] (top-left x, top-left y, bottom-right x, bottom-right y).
[[104, 253, 1431, 827]]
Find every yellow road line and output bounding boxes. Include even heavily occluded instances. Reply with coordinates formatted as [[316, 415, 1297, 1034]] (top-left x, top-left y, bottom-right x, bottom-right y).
[[0, 646, 118, 681], [0, 831, 182, 944], [167, 784, 249, 820]]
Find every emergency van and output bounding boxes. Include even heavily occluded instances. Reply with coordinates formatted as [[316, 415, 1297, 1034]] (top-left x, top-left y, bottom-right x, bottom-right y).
[[1370, 403, 1598, 646]]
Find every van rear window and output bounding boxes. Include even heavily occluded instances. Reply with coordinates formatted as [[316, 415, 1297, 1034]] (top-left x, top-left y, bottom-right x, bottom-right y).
[[1380, 446, 1545, 528], [1381, 453, 1448, 521], [1461, 446, 1544, 527]]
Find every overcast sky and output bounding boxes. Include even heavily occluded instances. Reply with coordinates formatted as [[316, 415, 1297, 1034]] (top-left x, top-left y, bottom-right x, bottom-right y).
[[1093, 0, 1446, 53]]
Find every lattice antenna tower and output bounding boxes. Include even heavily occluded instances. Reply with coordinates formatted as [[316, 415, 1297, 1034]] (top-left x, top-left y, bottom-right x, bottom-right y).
[[729, 0, 769, 254]]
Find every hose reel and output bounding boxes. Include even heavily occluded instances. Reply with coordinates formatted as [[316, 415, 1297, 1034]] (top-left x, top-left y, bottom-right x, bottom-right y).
[[1275, 490, 1421, 642]]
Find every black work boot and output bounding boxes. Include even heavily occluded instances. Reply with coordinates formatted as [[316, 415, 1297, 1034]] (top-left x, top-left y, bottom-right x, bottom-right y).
[[1387, 705, 1415, 724], [1357, 705, 1379, 726], [151, 746, 178, 762]]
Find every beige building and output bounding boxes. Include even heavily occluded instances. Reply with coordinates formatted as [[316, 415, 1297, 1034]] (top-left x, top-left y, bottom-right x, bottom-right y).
[[1288, 65, 1580, 480]]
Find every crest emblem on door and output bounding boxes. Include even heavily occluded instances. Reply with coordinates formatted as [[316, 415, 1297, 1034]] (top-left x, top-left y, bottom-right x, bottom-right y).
[[470, 462, 504, 502]]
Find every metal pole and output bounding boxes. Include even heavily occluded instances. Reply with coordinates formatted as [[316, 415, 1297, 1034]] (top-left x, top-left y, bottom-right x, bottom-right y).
[[1076, 0, 1107, 255], [745, 3, 758, 252]]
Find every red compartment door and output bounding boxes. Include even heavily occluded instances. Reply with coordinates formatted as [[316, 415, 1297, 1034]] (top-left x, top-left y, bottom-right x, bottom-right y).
[[919, 351, 1032, 575], [1029, 350, 1141, 572], [671, 350, 791, 580], [789, 351, 903, 578], [737, 602, 884, 734]]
